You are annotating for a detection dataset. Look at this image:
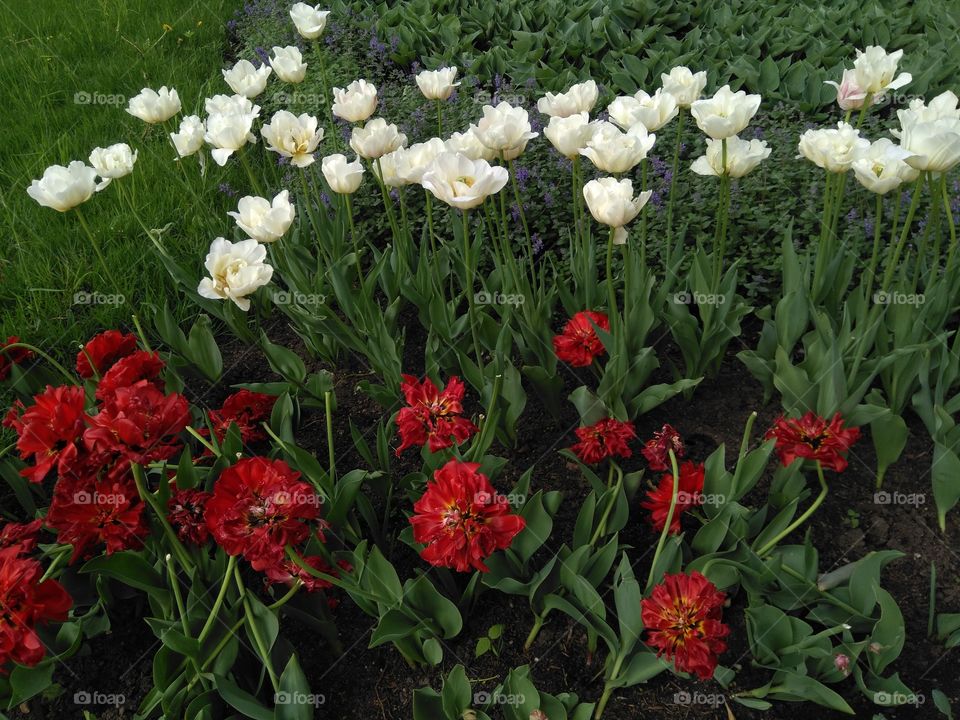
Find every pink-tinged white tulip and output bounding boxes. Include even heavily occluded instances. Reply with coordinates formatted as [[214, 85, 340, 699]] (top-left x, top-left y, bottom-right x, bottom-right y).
[[89, 143, 138, 189], [126, 86, 181, 124], [660, 66, 707, 108], [270, 46, 307, 83], [321, 154, 364, 194], [536, 80, 599, 118], [900, 118, 960, 173], [332, 79, 378, 123], [227, 190, 296, 243], [27, 161, 98, 212], [691, 85, 762, 139], [582, 177, 651, 244], [444, 128, 497, 161], [894, 91, 960, 136], [349, 117, 406, 159], [416, 67, 460, 101], [171, 115, 206, 157], [852, 46, 911, 96], [543, 112, 596, 159], [608, 89, 678, 132], [222, 59, 272, 99], [260, 110, 324, 167], [797, 122, 869, 173], [290, 3, 329, 39], [198, 237, 274, 311], [850, 139, 918, 194], [824, 69, 868, 111], [421, 152, 509, 210], [579, 121, 654, 173], [691, 136, 770, 178], [474, 101, 539, 160], [203, 95, 260, 166]]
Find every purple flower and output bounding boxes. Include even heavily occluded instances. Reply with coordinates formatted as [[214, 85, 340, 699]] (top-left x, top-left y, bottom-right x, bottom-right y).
[[218, 183, 237, 197], [254, 47, 269, 66], [542, 191, 554, 207], [514, 164, 531, 190], [531, 234, 544, 254]]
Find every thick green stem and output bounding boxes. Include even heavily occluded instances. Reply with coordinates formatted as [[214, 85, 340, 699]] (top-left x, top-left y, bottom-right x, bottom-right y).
[[132, 464, 194, 573], [197, 554, 238, 645], [646, 449, 681, 591], [863, 193, 883, 303], [462, 210, 484, 369], [756, 462, 828, 556], [594, 651, 626, 719], [665, 109, 685, 244], [344, 192, 362, 281], [324, 390, 336, 480], [590, 464, 623, 545], [523, 612, 547, 651], [436, 98, 443, 137], [0, 342, 74, 384], [942, 174, 958, 274], [881, 176, 925, 293], [605, 227, 618, 318]]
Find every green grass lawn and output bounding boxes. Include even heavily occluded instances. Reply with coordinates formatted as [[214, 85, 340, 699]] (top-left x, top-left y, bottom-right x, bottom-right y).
[[0, 0, 241, 358]]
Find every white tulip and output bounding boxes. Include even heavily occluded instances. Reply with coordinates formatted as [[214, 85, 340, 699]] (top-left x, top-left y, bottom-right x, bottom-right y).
[[204, 95, 260, 166], [349, 117, 406, 159], [270, 46, 307, 84], [227, 190, 296, 243], [690, 136, 770, 178], [824, 69, 869, 111], [894, 91, 960, 136], [261, 110, 323, 167], [198, 237, 274, 311], [416, 67, 460, 101], [89, 143, 138, 189], [372, 147, 406, 187], [332, 79, 378, 123], [126, 86, 181, 124], [543, 112, 596, 159], [797, 122, 870, 173], [579, 122, 655, 173], [582, 177, 652, 244], [396, 138, 446, 184], [321, 154, 364, 194], [473, 101, 538, 160], [27, 161, 98, 212], [222, 59, 272, 99], [850, 139, 918, 194], [691, 85, 762, 139], [900, 118, 960, 173], [421, 152, 509, 210], [852, 46, 911, 96], [660, 66, 707, 108], [171, 115, 206, 157], [444, 128, 497, 161], [536, 80, 598, 118], [290, 2, 329, 39], [608, 88, 678, 132]]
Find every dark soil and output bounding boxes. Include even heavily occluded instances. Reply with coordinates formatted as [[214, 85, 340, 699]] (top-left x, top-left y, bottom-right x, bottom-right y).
[[11, 317, 959, 720]]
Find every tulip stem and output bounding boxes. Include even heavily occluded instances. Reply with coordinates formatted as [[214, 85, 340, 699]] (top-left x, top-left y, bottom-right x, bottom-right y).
[[646, 449, 681, 592], [313, 41, 338, 149], [462, 210, 484, 369], [196, 555, 237, 646], [863, 193, 883, 304], [132, 463, 195, 573], [74, 206, 120, 292], [942, 174, 957, 274], [605, 227, 618, 318], [590, 463, 623, 545], [882, 175, 925, 294], [436, 98, 443, 137], [524, 612, 547, 651], [344, 192, 362, 281], [665, 109, 685, 264], [0, 342, 74, 384], [506, 157, 534, 284], [756, 461, 828, 556], [640, 157, 648, 250], [237, 146, 264, 196], [594, 650, 626, 719], [915, 172, 940, 291], [712, 139, 729, 290], [325, 390, 336, 480]]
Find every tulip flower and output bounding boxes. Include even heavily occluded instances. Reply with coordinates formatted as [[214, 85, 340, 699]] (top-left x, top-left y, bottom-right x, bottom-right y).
[[582, 177, 651, 245], [850, 139, 918, 194], [203, 95, 260, 166], [824, 68, 868, 111], [608, 88, 678, 132], [222, 59, 272, 99], [126, 86, 181, 124], [27, 161, 98, 212], [894, 91, 960, 135], [371, 147, 407, 188], [691, 135, 770, 178], [269, 46, 307, 83], [416, 66, 460, 101], [88, 143, 138, 189], [227, 190, 296, 243], [445, 129, 497, 161], [900, 118, 960, 173], [536, 80, 598, 118], [421, 152, 509, 210], [170, 115, 206, 158], [289, 2, 329, 39], [473, 101, 538, 160], [197, 237, 274, 311], [543, 112, 596, 159], [349, 117, 406, 159], [332, 79, 378, 123], [321, 154, 364, 194], [851, 46, 911, 96], [660, 66, 707, 108], [260, 110, 324, 167], [797, 122, 870, 173], [579, 121, 654, 174], [691, 85, 761, 139], [394, 138, 446, 185]]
